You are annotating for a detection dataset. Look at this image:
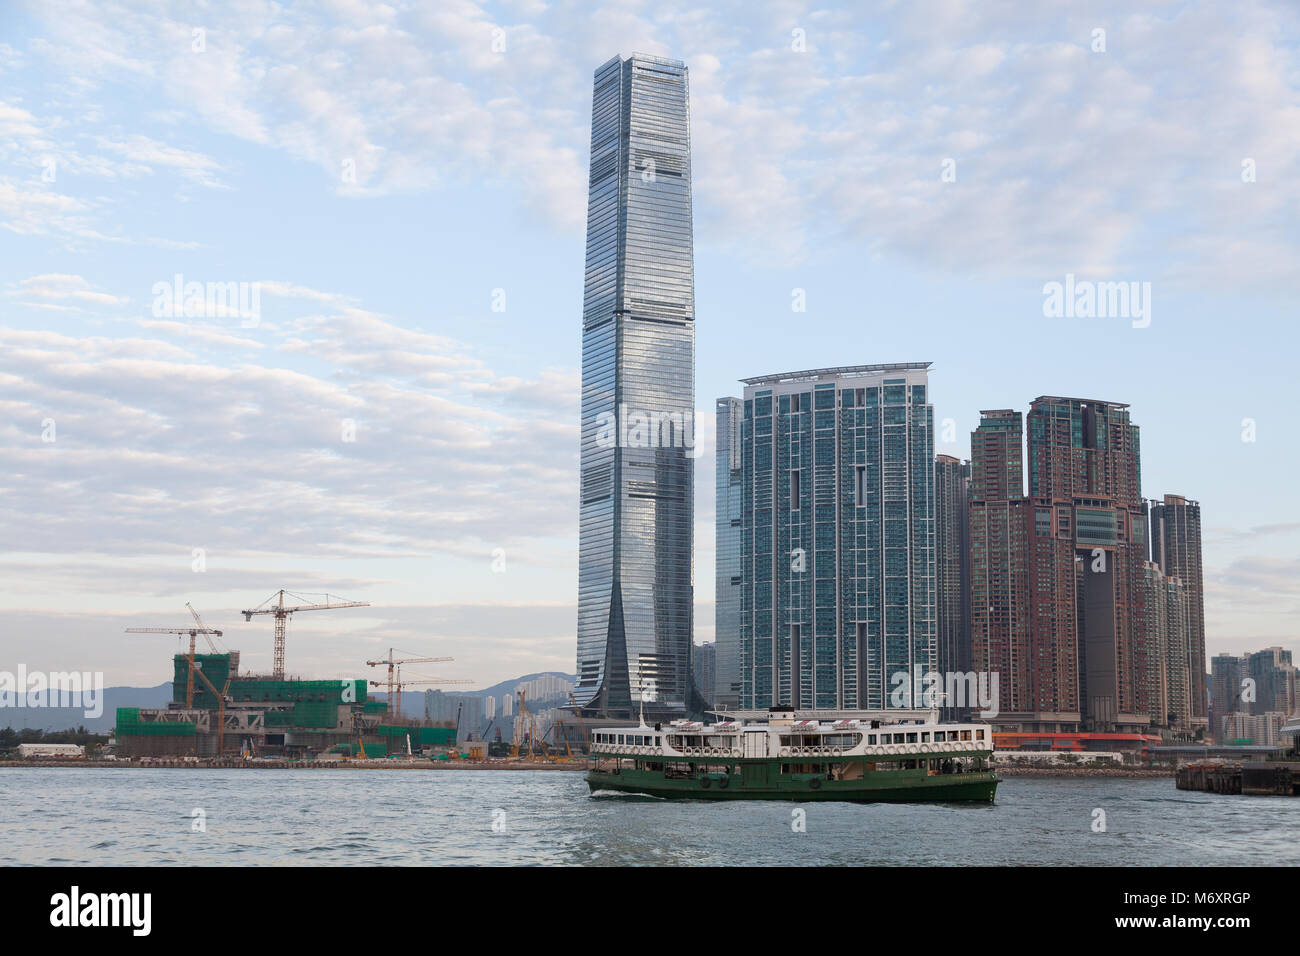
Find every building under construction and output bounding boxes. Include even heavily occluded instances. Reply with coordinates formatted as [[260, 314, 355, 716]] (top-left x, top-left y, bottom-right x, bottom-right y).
[[115, 651, 457, 759]]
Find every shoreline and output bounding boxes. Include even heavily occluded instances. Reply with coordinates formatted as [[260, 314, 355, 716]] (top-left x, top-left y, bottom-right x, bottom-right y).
[[3, 760, 1173, 778], [994, 765, 1172, 778], [0, 759, 589, 771]]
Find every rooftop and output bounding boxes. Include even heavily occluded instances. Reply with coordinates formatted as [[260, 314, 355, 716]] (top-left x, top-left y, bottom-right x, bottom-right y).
[[741, 362, 932, 386], [1031, 395, 1131, 410]]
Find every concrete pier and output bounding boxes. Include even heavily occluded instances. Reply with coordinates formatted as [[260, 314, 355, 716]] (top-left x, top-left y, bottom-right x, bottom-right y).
[[1176, 762, 1300, 796]]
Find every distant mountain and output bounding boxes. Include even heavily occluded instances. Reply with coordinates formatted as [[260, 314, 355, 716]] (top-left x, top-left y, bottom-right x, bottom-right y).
[[470, 672, 577, 700], [0, 683, 171, 734]]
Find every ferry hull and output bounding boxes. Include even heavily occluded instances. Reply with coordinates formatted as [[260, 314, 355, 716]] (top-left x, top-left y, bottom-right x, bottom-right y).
[[586, 769, 998, 803]]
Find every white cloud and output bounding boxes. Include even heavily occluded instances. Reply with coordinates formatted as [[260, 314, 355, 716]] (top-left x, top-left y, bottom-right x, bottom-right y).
[[16, 0, 1297, 280]]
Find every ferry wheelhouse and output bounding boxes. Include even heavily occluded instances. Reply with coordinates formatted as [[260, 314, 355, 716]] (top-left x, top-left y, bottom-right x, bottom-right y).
[[586, 708, 997, 802]]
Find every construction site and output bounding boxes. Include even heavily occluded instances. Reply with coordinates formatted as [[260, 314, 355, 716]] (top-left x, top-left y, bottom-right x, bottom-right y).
[[113, 591, 592, 765]]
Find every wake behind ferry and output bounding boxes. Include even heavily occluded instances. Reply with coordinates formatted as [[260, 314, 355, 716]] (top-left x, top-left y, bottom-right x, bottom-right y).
[[586, 706, 997, 803]]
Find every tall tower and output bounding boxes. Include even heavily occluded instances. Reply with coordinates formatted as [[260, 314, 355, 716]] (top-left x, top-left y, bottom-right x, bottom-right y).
[[1148, 494, 1207, 728], [968, 410, 1033, 720], [935, 455, 972, 695], [735, 364, 935, 711], [1026, 396, 1146, 731], [574, 54, 696, 719], [714, 396, 744, 710]]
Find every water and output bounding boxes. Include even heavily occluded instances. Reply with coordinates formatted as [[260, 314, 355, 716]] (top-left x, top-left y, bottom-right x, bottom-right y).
[[2, 768, 1296, 866]]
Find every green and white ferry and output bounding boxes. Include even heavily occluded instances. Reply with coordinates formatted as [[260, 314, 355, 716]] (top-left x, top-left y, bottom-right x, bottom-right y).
[[586, 707, 997, 803]]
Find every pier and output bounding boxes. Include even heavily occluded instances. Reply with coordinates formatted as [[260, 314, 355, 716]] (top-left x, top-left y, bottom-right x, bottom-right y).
[[1175, 762, 1300, 796]]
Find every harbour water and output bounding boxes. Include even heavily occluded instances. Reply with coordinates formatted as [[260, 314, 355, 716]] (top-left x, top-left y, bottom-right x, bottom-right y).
[[3, 768, 1297, 866]]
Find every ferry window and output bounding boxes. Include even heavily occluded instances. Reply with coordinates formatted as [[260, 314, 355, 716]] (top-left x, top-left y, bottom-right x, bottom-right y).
[[867, 735, 876, 744], [617, 735, 624, 744], [934, 731, 945, 741], [906, 733, 918, 743], [961, 730, 971, 741], [894, 734, 906, 744], [922, 732, 930, 742], [976, 729, 985, 740]]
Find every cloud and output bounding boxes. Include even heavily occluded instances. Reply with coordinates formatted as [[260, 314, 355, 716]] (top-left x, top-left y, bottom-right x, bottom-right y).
[[5, 273, 129, 309], [0, 281, 579, 565], [15, 0, 1298, 279]]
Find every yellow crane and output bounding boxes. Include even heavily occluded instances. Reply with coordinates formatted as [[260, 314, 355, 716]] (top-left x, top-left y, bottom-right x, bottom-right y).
[[241, 589, 370, 679], [125, 605, 224, 708]]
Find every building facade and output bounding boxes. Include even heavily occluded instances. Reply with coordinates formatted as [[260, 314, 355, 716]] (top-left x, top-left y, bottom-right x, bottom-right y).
[[730, 363, 935, 711], [692, 641, 716, 710], [970, 398, 1157, 734], [1209, 648, 1297, 743], [1210, 652, 1247, 736], [1026, 396, 1148, 732], [1138, 561, 1192, 730], [1248, 647, 1298, 717], [574, 54, 697, 719], [714, 396, 744, 710], [968, 410, 1035, 720], [935, 454, 971, 713], [1148, 494, 1207, 727]]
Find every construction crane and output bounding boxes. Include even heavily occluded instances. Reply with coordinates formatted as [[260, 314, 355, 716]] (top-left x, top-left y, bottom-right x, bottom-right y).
[[241, 589, 370, 679], [125, 608, 224, 708], [368, 672, 473, 718], [175, 657, 234, 757], [364, 649, 454, 716]]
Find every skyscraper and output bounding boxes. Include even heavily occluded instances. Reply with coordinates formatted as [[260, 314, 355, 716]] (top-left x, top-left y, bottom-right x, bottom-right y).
[[1148, 494, 1207, 728], [730, 364, 935, 710], [969, 410, 1033, 720], [935, 455, 972, 691], [1210, 652, 1247, 733], [1026, 396, 1147, 732], [692, 641, 716, 709], [574, 54, 697, 719], [1138, 560, 1191, 730], [714, 396, 744, 710]]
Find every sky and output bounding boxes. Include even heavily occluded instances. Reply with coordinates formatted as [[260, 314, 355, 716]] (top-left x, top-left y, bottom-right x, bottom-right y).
[[1, 0, 1297, 690]]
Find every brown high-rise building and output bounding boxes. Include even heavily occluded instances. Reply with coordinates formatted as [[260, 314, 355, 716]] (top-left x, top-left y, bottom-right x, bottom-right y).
[[970, 399, 1155, 733], [935, 455, 971, 702], [1025, 397, 1148, 732], [968, 411, 1034, 720]]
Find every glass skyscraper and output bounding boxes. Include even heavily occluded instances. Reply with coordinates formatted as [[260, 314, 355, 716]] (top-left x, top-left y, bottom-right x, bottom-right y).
[[714, 396, 743, 710], [573, 54, 696, 719], [726, 364, 936, 711]]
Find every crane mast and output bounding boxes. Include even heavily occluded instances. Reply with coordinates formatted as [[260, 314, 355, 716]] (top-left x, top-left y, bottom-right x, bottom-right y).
[[125, 608, 224, 709], [241, 589, 370, 679]]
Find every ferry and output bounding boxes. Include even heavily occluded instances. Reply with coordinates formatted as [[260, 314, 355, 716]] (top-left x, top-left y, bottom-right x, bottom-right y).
[[586, 706, 997, 802]]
